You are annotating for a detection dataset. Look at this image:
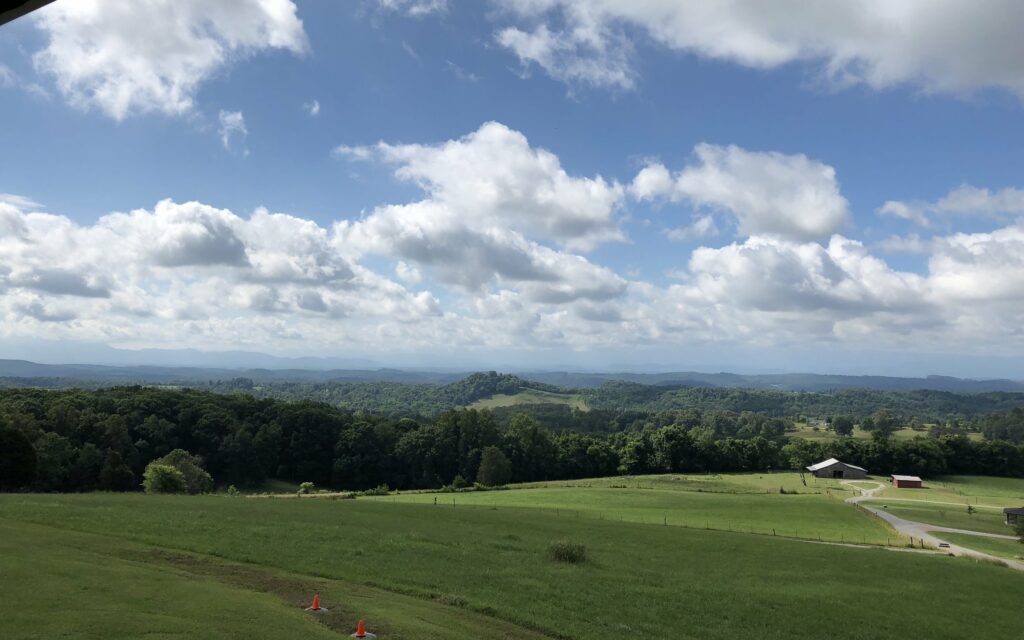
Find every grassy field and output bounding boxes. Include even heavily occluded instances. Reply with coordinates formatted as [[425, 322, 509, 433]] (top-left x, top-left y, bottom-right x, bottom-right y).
[[875, 475, 1024, 505], [935, 532, 1023, 560], [2, 492, 1024, 639], [860, 475, 1024, 536], [379, 473, 894, 544], [863, 500, 1015, 535], [787, 424, 983, 442], [469, 388, 588, 410], [0, 517, 545, 640], [0, 521, 342, 640], [513, 471, 855, 494]]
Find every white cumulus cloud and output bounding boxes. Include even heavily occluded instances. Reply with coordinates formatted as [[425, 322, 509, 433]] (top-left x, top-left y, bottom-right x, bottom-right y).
[[881, 184, 1024, 227], [491, 0, 1024, 98], [633, 144, 849, 242], [31, 0, 307, 120]]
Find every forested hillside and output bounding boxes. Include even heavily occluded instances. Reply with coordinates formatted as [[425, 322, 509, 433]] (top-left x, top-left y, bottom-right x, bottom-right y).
[[2, 386, 1024, 495], [581, 383, 1024, 421]]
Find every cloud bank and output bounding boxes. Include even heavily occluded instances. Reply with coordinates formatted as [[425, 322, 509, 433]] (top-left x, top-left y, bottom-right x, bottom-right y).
[[5, 122, 1024, 357]]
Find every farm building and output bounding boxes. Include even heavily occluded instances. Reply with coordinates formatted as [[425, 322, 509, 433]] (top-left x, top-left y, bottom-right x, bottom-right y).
[[1005, 507, 1024, 526], [805, 458, 868, 480], [891, 475, 923, 488]]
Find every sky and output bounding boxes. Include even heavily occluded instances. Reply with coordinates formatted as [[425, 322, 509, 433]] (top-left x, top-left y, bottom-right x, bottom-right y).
[[2, 0, 1024, 376]]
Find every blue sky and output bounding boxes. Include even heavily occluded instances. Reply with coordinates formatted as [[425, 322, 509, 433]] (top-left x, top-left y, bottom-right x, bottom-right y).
[[2, 1, 1024, 375]]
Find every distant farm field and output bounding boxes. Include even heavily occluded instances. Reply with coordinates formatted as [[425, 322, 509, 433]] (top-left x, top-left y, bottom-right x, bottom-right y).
[[3, 482, 1023, 639], [469, 388, 588, 410], [787, 423, 983, 442]]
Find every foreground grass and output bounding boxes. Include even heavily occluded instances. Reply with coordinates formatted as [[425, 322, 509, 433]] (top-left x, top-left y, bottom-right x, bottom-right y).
[[2, 493, 1023, 640], [0, 521, 341, 640], [935, 532, 1024, 561]]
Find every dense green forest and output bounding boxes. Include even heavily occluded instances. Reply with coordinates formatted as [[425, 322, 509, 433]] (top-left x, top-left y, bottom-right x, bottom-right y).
[[8, 370, 1024, 422], [210, 376, 1024, 422], [2, 386, 1023, 494]]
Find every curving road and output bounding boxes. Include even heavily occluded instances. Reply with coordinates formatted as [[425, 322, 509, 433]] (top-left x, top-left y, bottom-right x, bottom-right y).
[[843, 481, 1024, 572]]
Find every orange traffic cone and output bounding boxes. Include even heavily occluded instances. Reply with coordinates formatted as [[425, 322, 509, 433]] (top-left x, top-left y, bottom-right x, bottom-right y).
[[351, 619, 376, 639], [305, 594, 327, 612]]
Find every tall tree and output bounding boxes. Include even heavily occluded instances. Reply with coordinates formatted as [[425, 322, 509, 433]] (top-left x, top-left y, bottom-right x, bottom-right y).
[[0, 427, 36, 490], [477, 446, 512, 487]]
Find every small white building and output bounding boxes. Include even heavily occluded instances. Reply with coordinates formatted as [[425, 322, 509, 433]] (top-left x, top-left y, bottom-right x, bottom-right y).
[[805, 458, 868, 480]]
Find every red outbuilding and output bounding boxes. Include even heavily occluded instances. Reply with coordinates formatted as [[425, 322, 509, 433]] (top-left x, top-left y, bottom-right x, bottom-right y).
[[891, 474, 923, 488]]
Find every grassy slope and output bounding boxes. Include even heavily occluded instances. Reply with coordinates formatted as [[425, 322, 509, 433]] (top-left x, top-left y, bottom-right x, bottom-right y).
[[381, 473, 894, 544], [935, 532, 1024, 560], [5, 492, 1024, 640], [861, 475, 1024, 536], [0, 521, 342, 640], [469, 388, 588, 410], [874, 475, 1024, 504], [0, 516, 548, 640], [863, 500, 1015, 535]]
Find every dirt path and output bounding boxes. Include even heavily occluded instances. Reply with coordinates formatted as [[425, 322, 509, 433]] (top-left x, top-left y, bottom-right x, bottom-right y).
[[843, 481, 1024, 571]]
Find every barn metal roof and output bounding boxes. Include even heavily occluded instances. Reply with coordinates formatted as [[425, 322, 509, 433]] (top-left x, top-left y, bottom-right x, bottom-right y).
[[805, 458, 867, 472], [1005, 507, 1024, 515], [891, 475, 922, 482]]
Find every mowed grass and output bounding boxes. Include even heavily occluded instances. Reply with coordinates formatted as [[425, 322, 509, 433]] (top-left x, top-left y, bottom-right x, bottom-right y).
[[515, 472, 856, 496], [0, 521, 341, 640], [469, 388, 588, 410], [865, 475, 1024, 536], [862, 500, 1016, 536], [381, 473, 892, 544], [1, 493, 1023, 640], [875, 475, 1024, 506], [935, 532, 1024, 561]]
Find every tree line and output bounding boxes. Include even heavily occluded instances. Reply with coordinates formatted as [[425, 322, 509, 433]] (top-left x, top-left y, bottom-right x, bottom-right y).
[[1, 387, 1023, 493]]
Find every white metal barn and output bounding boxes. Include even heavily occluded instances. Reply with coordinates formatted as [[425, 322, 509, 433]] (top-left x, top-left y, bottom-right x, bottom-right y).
[[805, 458, 868, 480]]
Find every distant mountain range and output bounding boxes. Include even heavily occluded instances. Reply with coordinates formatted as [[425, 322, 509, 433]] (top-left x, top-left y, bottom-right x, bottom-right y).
[[2, 359, 1023, 393]]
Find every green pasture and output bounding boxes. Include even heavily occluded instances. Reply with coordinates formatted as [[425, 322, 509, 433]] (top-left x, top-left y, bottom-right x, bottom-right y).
[[863, 499, 1015, 536], [934, 532, 1024, 561], [875, 475, 1024, 505], [0, 521, 340, 640], [514, 471, 856, 495], [2, 490, 1023, 640], [469, 388, 588, 410], [381, 473, 891, 544], [788, 423, 982, 442]]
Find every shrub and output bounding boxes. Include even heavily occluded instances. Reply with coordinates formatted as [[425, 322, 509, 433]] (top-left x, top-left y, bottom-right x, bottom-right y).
[[358, 484, 390, 496], [227, 484, 240, 497], [473, 482, 508, 491], [142, 463, 187, 494], [451, 474, 469, 489], [297, 481, 315, 495], [152, 449, 213, 494], [547, 540, 587, 564]]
